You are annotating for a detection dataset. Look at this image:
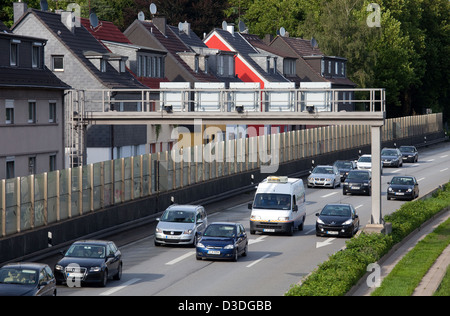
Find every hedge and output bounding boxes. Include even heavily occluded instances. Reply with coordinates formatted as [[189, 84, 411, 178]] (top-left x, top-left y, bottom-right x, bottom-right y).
[[285, 181, 450, 296]]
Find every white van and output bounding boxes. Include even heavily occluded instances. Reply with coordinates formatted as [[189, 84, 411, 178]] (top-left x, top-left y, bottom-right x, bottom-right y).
[[248, 176, 307, 235]]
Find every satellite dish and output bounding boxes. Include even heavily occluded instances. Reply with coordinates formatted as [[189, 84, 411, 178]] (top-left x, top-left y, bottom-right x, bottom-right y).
[[40, 0, 49, 11], [222, 21, 228, 30], [89, 12, 99, 28], [150, 3, 157, 15], [311, 37, 318, 48], [138, 11, 145, 21], [238, 20, 247, 32], [279, 27, 286, 37]]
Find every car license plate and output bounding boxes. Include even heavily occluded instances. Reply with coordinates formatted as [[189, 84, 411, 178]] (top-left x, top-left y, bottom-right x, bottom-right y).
[[395, 192, 404, 195], [263, 228, 275, 232], [67, 273, 84, 278], [208, 250, 220, 255], [327, 231, 339, 235], [165, 235, 179, 239], [351, 186, 360, 190]]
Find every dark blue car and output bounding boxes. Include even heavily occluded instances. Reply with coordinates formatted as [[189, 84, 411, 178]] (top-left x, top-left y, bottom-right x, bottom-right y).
[[196, 222, 248, 262]]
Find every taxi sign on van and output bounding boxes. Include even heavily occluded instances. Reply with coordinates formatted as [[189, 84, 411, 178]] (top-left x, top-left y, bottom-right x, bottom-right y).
[[266, 176, 289, 183]]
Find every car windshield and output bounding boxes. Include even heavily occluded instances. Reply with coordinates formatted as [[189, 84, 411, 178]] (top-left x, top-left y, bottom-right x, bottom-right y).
[[347, 171, 370, 180], [160, 210, 195, 223], [203, 225, 236, 238], [313, 167, 334, 174], [0, 268, 38, 285], [390, 177, 415, 185], [320, 205, 351, 217], [358, 156, 371, 162], [382, 149, 397, 156], [399, 147, 415, 153], [334, 161, 353, 169], [253, 193, 291, 210], [65, 244, 106, 258]]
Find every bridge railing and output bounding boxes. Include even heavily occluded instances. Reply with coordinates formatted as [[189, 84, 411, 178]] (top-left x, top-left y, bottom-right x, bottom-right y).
[[0, 113, 443, 237]]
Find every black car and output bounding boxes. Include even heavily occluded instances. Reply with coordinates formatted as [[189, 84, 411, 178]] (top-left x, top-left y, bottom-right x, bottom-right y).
[[399, 146, 419, 163], [342, 170, 371, 196], [0, 263, 57, 296], [381, 148, 403, 167], [387, 176, 419, 201], [333, 160, 357, 181], [316, 204, 359, 237], [54, 240, 122, 287], [196, 222, 248, 262]]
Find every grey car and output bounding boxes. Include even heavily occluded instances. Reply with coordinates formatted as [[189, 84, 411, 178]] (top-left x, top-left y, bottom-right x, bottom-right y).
[[381, 148, 403, 168], [155, 205, 208, 246], [307, 165, 341, 188]]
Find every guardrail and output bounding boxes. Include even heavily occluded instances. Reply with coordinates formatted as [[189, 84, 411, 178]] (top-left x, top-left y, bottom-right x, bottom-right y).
[[0, 113, 443, 238]]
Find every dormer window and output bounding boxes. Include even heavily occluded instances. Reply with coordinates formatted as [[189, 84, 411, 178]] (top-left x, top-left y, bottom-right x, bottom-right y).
[[32, 43, 43, 68], [10, 41, 19, 66], [100, 59, 107, 72]]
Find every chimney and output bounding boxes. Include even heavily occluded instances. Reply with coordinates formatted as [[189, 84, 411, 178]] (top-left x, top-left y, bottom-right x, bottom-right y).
[[181, 21, 190, 36], [226, 24, 234, 35], [153, 16, 166, 36], [61, 11, 76, 33], [13, 1, 28, 23]]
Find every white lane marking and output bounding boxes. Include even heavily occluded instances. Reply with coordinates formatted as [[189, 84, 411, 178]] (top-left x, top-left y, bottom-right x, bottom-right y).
[[246, 254, 270, 268], [440, 168, 449, 172], [248, 235, 267, 245], [417, 177, 425, 182], [412, 163, 420, 167], [392, 169, 401, 173], [100, 278, 141, 296], [166, 251, 195, 265], [355, 204, 364, 209], [426, 159, 435, 162], [316, 238, 336, 249], [440, 155, 448, 158], [321, 192, 338, 198]]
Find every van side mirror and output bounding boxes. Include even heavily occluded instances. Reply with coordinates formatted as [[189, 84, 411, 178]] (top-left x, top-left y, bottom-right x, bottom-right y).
[[248, 203, 253, 210], [293, 205, 298, 212]]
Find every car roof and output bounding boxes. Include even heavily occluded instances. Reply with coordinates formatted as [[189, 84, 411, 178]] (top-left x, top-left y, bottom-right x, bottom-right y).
[[1, 262, 49, 270], [324, 203, 352, 207], [166, 204, 203, 212], [208, 222, 239, 226], [72, 240, 112, 246]]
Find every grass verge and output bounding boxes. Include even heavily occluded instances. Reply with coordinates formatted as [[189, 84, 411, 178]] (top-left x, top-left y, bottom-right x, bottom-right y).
[[371, 217, 450, 296]]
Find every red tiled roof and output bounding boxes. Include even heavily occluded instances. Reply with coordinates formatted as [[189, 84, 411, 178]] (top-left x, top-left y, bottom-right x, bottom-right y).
[[80, 18, 131, 44]]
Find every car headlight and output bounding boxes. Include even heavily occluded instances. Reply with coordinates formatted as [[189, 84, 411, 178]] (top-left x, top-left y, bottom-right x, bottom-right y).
[[224, 244, 234, 250], [183, 229, 193, 235], [343, 219, 353, 225], [90, 267, 101, 272], [55, 265, 63, 271], [407, 188, 412, 192], [317, 218, 325, 225], [251, 215, 261, 220], [388, 187, 393, 192], [155, 227, 162, 233], [278, 217, 289, 221], [197, 242, 205, 248]]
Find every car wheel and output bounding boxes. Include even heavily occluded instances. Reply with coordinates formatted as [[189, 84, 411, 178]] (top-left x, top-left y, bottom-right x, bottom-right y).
[[232, 250, 239, 262], [100, 270, 108, 287], [242, 244, 248, 257], [113, 263, 122, 280]]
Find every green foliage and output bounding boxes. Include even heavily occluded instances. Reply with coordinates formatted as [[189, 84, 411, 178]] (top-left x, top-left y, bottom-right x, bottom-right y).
[[286, 181, 450, 296]]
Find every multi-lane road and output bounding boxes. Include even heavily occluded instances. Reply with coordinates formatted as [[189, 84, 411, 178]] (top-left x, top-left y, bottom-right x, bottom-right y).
[[49, 142, 450, 296]]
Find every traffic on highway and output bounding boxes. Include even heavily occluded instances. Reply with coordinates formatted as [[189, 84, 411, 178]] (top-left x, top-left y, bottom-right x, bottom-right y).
[[2, 142, 449, 297]]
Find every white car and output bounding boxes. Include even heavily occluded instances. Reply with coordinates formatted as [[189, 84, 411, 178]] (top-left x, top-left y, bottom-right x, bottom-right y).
[[357, 154, 383, 174]]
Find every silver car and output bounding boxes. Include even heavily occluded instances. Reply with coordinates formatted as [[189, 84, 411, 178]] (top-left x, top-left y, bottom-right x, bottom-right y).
[[154, 205, 208, 247], [307, 165, 341, 188]]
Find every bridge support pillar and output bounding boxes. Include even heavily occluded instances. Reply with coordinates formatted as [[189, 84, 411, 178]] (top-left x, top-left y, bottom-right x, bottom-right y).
[[371, 125, 383, 225]]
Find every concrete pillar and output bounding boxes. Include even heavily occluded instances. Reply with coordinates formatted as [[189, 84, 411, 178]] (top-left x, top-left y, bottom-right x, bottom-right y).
[[371, 125, 382, 224]]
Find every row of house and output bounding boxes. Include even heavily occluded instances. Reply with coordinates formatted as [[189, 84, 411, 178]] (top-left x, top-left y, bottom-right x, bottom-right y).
[[0, 1, 355, 179]]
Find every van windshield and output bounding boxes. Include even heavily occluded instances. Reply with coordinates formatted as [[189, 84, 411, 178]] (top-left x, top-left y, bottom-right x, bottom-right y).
[[253, 193, 291, 210]]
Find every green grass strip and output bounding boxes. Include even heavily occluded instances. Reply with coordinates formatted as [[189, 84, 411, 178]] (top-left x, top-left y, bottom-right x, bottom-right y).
[[433, 265, 450, 296], [371, 217, 450, 296]]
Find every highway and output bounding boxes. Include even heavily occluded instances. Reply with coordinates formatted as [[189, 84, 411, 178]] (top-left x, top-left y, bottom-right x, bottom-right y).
[[50, 142, 450, 296]]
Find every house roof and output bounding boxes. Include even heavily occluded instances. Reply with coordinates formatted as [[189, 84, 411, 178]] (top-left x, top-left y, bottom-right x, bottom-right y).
[[206, 28, 289, 83], [0, 66, 70, 89], [136, 20, 219, 82], [80, 18, 131, 44], [14, 9, 145, 90], [0, 21, 11, 33]]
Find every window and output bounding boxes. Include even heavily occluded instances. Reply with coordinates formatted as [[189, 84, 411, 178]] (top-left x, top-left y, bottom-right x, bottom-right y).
[[49, 102, 56, 123], [5, 100, 14, 124], [341, 63, 345, 76], [321, 59, 325, 76], [335, 61, 339, 75], [6, 159, 14, 179], [32, 45, 41, 68], [28, 101, 36, 123], [28, 157, 36, 175], [49, 155, 57, 172], [10, 42, 19, 66], [100, 59, 107, 73], [52, 56, 64, 71]]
